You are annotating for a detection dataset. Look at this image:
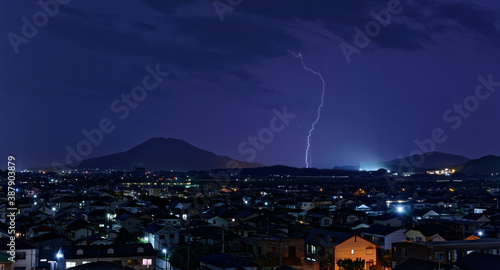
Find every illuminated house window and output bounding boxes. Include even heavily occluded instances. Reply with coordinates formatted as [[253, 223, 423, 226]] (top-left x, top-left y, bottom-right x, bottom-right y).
[[66, 262, 76, 268], [127, 259, 139, 266], [435, 252, 444, 261], [143, 258, 152, 267], [351, 249, 355, 255]]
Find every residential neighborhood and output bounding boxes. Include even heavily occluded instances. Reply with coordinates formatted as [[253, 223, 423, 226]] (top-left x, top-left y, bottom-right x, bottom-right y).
[[2, 168, 500, 270]]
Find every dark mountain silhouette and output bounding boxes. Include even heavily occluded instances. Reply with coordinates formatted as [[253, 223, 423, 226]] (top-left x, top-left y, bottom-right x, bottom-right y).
[[383, 151, 470, 171], [336, 152, 470, 172], [64, 137, 261, 171], [458, 155, 500, 176]]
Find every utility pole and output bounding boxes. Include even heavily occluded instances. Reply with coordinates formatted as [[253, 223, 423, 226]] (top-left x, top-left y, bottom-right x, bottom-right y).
[[279, 239, 282, 267], [222, 225, 225, 253], [187, 218, 190, 270]]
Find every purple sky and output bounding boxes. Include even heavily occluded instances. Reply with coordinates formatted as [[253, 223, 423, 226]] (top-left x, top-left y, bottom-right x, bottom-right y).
[[1, 0, 500, 170]]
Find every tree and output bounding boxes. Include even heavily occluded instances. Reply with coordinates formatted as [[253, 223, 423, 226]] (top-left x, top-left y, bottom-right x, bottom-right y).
[[337, 258, 365, 270], [115, 228, 135, 244], [170, 241, 215, 270], [382, 249, 393, 267]]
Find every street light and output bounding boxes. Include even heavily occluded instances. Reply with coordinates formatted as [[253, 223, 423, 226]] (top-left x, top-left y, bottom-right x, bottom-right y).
[[397, 206, 404, 213], [162, 249, 167, 270]]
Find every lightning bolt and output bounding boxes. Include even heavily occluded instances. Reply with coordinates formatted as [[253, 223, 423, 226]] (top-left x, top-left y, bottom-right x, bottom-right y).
[[288, 50, 326, 168]]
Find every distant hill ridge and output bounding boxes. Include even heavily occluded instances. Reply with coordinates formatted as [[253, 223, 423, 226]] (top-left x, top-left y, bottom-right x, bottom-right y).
[[62, 137, 261, 171], [37, 138, 499, 175], [384, 151, 470, 170], [458, 155, 500, 176]]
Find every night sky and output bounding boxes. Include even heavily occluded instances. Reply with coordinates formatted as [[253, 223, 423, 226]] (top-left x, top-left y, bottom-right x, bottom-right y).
[[1, 0, 500, 170]]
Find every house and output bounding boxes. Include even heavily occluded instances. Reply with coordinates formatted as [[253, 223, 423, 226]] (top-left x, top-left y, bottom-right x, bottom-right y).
[[392, 238, 500, 268], [52, 211, 78, 232], [143, 224, 180, 251], [67, 261, 135, 270], [205, 216, 230, 228], [31, 232, 74, 269], [201, 206, 242, 228], [360, 225, 406, 250], [89, 201, 110, 211], [198, 253, 258, 270], [115, 213, 143, 234], [232, 224, 257, 238], [144, 186, 163, 198], [463, 213, 491, 223], [28, 205, 56, 221], [373, 213, 402, 227], [118, 201, 146, 214], [160, 214, 182, 227], [392, 258, 441, 270], [64, 218, 92, 241], [0, 251, 13, 270], [277, 200, 297, 210], [0, 238, 36, 270], [74, 234, 114, 245], [453, 252, 500, 270], [187, 226, 239, 249], [56, 243, 156, 270], [304, 228, 379, 270], [411, 209, 441, 221], [28, 225, 57, 239], [333, 208, 368, 226], [417, 218, 482, 240], [406, 225, 447, 242], [298, 200, 315, 211], [355, 204, 371, 213], [307, 212, 333, 228], [242, 236, 304, 268]]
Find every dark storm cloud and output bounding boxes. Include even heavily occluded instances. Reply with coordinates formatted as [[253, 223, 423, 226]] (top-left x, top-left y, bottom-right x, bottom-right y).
[[134, 21, 157, 31], [373, 23, 433, 50], [171, 16, 302, 61], [433, 2, 500, 37], [236, 0, 499, 51], [2, 0, 500, 169], [59, 5, 115, 26], [138, 0, 198, 14]]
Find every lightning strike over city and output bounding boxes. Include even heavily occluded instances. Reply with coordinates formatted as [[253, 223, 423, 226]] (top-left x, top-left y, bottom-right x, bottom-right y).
[[289, 51, 327, 168]]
